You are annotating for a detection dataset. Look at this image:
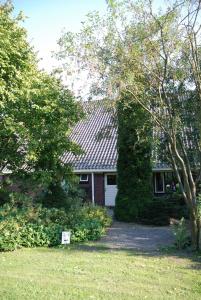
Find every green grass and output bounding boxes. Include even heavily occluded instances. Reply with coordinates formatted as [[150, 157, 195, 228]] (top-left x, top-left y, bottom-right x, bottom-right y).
[[0, 244, 201, 300]]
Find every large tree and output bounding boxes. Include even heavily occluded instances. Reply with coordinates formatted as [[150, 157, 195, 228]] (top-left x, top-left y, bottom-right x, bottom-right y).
[[0, 2, 82, 185], [115, 95, 152, 222], [57, 0, 201, 249]]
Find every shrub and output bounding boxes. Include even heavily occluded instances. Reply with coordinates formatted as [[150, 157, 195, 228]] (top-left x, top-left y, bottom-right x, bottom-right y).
[[0, 218, 63, 251], [0, 203, 112, 252], [0, 219, 21, 251], [80, 205, 112, 228], [71, 219, 104, 242], [140, 194, 188, 226], [172, 217, 190, 249], [0, 189, 34, 209], [71, 205, 112, 242], [39, 178, 84, 211], [0, 188, 10, 206]]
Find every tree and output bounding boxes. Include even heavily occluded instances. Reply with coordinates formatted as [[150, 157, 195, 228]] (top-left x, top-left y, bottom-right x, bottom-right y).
[[112, 0, 201, 249], [115, 94, 152, 221], [57, 0, 201, 249], [0, 2, 83, 186]]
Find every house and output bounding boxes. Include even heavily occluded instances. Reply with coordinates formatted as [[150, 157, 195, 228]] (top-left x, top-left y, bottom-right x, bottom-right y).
[[62, 101, 174, 207]]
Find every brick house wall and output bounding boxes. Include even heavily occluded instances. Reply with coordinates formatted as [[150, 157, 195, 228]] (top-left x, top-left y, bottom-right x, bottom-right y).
[[78, 173, 105, 205], [94, 174, 104, 206]]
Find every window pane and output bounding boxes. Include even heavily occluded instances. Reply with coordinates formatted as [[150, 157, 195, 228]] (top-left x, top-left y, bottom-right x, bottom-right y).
[[165, 172, 177, 191], [107, 175, 116, 185], [155, 173, 164, 192], [80, 174, 88, 182], [165, 172, 173, 185]]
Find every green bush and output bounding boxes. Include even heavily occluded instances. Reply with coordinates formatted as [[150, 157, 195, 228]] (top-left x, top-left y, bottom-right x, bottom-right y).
[[0, 219, 21, 251], [140, 194, 188, 226], [39, 179, 84, 211], [0, 190, 34, 209], [0, 188, 10, 206], [0, 219, 63, 251], [70, 205, 112, 243], [172, 218, 190, 249], [80, 205, 112, 228], [0, 203, 112, 252], [71, 219, 104, 242]]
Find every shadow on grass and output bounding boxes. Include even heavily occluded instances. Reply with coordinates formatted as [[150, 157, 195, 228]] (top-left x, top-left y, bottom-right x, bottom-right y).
[[24, 240, 201, 272], [51, 242, 201, 271]]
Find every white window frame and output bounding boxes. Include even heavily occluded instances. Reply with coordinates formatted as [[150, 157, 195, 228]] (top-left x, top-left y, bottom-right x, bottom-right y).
[[154, 172, 165, 193], [106, 173, 117, 186], [80, 174, 89, 182]]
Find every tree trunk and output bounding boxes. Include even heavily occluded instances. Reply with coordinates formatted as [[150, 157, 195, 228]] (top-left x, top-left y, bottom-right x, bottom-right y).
[[196, 217, 200, 251], [189, 209, 200, 250], [168, 139, 200, 250]]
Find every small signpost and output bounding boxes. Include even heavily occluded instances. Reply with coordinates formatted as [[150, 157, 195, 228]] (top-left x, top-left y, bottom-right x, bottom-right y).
[[61, 231, 71, 245]]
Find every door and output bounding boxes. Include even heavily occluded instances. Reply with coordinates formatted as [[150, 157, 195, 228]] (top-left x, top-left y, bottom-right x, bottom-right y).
[[105, 174, 117, 206]]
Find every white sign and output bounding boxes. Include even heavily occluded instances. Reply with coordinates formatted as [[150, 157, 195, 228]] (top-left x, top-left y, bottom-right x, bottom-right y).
[[61, 231, 71, 245]]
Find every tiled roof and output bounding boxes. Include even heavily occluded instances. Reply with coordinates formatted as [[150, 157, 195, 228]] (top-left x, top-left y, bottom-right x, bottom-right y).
[[62, 101, 182, 171], [62, 101, 117, 170]]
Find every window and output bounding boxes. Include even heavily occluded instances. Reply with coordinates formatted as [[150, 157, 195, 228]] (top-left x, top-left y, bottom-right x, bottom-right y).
[[164, 172, 177, 192], [107, 175, 117, 185], [154, 172, 165, 193], [80, 174, 88, 182]]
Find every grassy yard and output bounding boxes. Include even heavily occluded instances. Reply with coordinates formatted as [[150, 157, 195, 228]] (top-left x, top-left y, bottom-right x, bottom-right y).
[[0, 244, 201, 300]]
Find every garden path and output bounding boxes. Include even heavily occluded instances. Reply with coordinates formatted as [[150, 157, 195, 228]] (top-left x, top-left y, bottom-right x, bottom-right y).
[[100, 221, 174, 251]]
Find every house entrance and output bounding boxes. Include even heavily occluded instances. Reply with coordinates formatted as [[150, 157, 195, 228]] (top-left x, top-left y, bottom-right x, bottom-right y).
[[105, 174, 117, 206]]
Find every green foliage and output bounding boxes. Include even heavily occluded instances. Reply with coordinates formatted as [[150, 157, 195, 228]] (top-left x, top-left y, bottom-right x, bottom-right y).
[[57, 0, 201, 250], [71, 219, 104, 242], [115, 96, 152, 221], [4, 191, 33, 208], [140, 194, 188, 226], [197, 194, 201, 218], [0, 188, 10, 206], [0, 203, 111, 252], [172, 218, 190, 249], [80, 205, 112, 227], [0, 219, 62, 251], [71, 205, 112, 242], [0, 217, 62, 251], [0, 2, 83, 183], [39, 178, 84, 211]]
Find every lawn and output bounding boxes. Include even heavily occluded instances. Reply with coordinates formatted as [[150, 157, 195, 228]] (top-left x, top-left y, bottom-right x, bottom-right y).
[[0, 244, 201, 300]]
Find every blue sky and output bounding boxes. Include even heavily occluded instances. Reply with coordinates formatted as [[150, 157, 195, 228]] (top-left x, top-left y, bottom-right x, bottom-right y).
[[12, 0, 163, 73], [13, 0, 107, 71]]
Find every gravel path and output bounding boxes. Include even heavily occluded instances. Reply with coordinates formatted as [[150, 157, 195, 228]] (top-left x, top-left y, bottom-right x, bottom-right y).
[[100, 221, 174, 251]]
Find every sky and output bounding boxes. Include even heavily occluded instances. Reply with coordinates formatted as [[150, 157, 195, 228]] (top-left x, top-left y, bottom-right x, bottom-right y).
[[13, 0, 107, 72], [11, 0, 163, 98]]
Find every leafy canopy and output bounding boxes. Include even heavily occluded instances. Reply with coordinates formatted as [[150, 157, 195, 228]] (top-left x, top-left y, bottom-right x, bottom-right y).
[[0, 2, 83, 183]]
